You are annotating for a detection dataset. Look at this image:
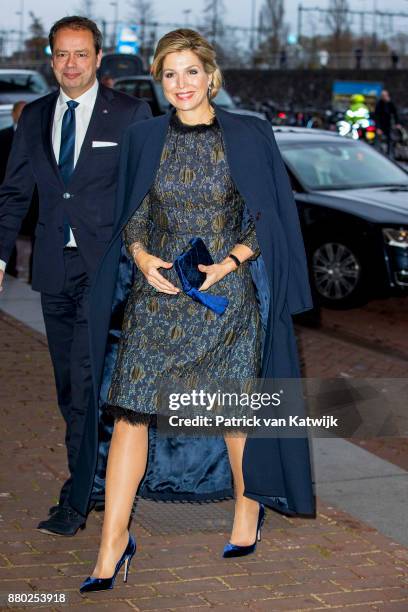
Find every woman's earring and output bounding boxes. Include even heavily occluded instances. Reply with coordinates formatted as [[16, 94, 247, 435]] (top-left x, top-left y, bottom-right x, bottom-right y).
[[207, 83, 213, 100]]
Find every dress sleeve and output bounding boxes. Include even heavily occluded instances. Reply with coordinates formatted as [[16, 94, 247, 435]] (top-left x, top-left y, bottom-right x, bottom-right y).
[[236, 204, 261, 260], [123, 192, 151, 255]]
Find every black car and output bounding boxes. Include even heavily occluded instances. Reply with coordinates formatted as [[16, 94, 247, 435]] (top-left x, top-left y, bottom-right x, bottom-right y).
[[113, 75, 266, 120], [275, 127, 408, 307], [98, 53, 144, 81]]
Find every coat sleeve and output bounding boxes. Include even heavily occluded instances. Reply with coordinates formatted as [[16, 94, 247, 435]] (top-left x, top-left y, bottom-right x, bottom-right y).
[[237, 204, 260, 260], [112, 109, 152, 235], [123, 192, 151, 254], [0, 109, 35, 263], [263, 122, 314, 314]]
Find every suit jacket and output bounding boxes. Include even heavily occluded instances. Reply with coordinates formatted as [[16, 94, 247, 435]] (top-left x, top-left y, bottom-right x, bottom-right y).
[[0, 84, 152, 293], [69, 105, 316, 518]]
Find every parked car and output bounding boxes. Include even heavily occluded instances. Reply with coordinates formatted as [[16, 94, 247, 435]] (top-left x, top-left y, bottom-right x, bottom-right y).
[[275, 127, 408, 308], [113, 75, 266, 120], [0, 69, 50, 107], [98, 53, 144, 81]]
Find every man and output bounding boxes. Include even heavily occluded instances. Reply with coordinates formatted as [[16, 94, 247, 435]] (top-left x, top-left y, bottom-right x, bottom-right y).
[[345, 93, 370, 126], [0, 16, 152, 535], [374, 89, 401, 157], [0, 101, 27, 276]]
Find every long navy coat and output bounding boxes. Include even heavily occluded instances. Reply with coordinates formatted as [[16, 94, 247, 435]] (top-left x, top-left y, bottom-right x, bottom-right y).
[[69, 105, 316, 518]]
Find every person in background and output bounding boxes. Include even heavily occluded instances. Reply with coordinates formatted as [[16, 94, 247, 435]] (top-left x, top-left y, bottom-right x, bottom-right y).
[[0, 15, 152, 536], [345, 93, 370, 126], [374, 89, 401, 157], [100, 73, 115, 88], [0, 101, 28, 277], [0, 101, 27, 181]]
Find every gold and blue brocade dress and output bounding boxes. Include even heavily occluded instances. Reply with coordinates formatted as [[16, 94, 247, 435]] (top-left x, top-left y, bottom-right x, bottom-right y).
[[106, 114, 262, 424]]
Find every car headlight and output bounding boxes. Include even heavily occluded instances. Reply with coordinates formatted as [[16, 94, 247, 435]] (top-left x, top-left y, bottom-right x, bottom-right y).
[[382, 227, 408, 248]]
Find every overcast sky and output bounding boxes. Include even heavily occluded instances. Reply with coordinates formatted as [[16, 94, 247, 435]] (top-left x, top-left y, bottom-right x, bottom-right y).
[[2, 0, 408, 43]]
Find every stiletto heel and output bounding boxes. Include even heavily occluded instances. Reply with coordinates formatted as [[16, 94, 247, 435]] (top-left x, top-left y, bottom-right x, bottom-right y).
[[79, 534, 136, 593], [223, 503, 265, 558], [123, 557, 130, 583]]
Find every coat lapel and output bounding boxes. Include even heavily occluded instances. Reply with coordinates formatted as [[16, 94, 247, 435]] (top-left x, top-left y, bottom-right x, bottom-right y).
[[116, 110, 172, 233], [214, 105, 268, 215], [41, 91, 62, 186]]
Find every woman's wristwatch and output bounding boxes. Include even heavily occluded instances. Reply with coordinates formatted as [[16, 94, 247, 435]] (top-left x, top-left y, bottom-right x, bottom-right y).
[[227, 253, 241, 269]]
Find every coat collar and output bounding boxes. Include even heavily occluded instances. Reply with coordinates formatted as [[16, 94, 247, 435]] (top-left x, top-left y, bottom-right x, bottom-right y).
[[146, 104, 263, 213]]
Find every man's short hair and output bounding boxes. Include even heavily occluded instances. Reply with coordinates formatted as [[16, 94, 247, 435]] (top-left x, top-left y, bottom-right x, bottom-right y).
[[49, 16, 103, 54]]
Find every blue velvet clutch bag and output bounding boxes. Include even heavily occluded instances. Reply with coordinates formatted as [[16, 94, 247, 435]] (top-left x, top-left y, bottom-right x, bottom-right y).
[[174, 237, 229, 315]]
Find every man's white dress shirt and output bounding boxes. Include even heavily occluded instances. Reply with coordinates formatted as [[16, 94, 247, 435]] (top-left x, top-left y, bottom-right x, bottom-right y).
[[53, 79, 99, 246], [0, 79, 99, 271]]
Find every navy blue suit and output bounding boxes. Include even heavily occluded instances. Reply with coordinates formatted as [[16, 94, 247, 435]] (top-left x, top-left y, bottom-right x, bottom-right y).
[[69, 105, 316, 519], [0, 84, 152, 507]]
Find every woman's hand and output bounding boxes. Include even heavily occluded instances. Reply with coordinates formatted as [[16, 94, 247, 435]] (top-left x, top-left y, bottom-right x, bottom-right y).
[[135, 250, 181, 295], [198, 260, 236, 291]]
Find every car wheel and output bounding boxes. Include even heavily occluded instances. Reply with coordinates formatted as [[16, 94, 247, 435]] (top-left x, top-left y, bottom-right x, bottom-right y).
[[311, 238, 368, 308]]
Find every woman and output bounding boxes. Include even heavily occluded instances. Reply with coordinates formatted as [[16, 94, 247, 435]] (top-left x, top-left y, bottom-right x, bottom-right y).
[[77, 29, 316, 593]]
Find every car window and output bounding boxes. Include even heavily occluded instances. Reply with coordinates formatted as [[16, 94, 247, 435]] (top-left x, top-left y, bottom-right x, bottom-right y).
[[213, 88, 236, 109], [0, 73, 48, 94], [133, 81, 154, 102], [153, 83, 170, 110], [280, 141, 408, 190], [115, 80, 136, 96], [0, 112, 13, 130]]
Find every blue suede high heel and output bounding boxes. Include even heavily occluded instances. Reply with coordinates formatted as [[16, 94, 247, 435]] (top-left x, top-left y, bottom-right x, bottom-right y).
[[222, 503, 265, 558], [80, 534, 136, 593]]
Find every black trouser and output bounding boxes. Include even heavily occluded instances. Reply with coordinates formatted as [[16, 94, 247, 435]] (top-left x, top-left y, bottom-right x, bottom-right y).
[[41, 249, 91, 508]]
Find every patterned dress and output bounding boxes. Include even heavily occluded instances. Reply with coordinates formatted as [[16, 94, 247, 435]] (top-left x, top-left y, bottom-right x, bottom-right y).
[[106, 113, 262, 425]]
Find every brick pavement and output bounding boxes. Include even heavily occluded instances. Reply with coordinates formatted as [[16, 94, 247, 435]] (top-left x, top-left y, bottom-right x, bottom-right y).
[[1, 311, 408, 611], [296, 300, 408, 473]]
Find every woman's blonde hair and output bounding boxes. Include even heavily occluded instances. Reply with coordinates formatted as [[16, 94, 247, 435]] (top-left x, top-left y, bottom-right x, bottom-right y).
[[150, 29, 223, 99]]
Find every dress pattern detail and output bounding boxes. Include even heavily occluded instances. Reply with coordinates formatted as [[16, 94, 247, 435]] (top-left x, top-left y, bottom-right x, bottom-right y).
[[107, 114, 262, 424]]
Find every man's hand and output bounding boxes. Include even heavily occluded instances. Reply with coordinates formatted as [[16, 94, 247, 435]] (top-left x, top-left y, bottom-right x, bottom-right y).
[[0, 270, 4, 293]]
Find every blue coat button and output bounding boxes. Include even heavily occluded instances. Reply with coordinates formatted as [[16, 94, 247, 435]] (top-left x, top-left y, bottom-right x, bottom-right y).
[[63, 192, 71, 199]]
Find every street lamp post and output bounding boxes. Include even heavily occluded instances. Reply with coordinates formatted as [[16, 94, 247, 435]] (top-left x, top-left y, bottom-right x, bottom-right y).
[[183, 9, 191, 27], [15, 0, 25, 62], [110, 0, 119, 51]]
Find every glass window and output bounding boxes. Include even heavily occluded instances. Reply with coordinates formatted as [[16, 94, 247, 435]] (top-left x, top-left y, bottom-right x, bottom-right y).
[[280, 141, 408, 190], [133, 81, 154, 102], [0, 72, 48, 94], [153, 82, 170, 110], [115, 80, 136, 95], [213, 88, 236, 109], [0, 111, 13, 130]]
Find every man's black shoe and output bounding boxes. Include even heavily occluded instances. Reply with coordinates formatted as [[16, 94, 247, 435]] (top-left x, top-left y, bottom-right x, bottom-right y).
[[48, 504, 60, 515], [37, 506, 86, 536]]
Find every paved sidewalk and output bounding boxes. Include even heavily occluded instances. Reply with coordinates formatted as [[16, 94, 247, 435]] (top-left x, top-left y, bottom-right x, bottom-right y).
[[1, 307, 408, 610]]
